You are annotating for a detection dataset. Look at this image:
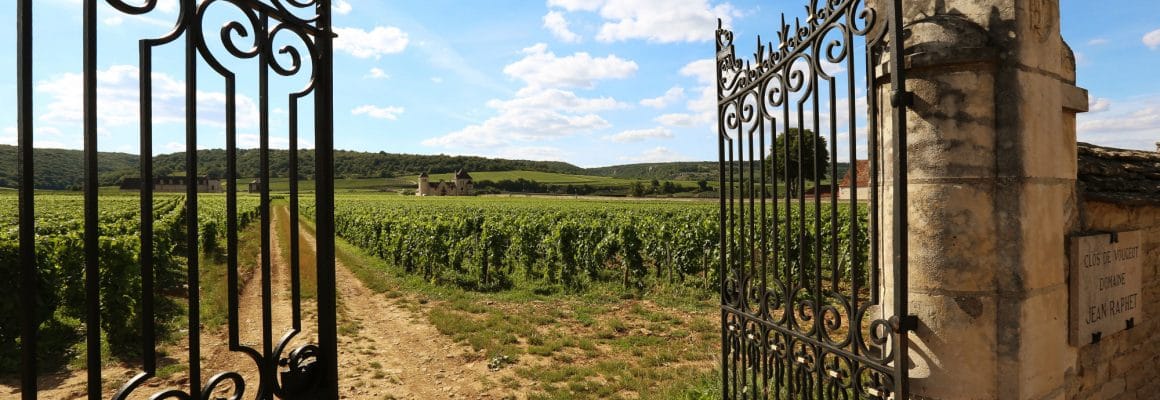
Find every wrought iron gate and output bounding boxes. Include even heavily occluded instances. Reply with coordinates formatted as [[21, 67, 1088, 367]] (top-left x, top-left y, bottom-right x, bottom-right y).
[[13, 0, 338, 398], [716, 0, 913, 398]]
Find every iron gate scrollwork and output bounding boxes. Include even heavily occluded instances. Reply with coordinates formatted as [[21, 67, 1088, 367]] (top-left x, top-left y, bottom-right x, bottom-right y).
[[716, 0, 913, 399], [14, 0, 338, 399]]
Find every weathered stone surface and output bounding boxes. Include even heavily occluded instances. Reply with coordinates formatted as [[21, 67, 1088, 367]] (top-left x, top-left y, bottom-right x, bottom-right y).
[[1078, 143, 1160, 205]]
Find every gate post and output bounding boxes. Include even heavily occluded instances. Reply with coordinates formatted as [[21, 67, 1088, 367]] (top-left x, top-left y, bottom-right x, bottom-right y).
[[878, 0, 1087, 398]]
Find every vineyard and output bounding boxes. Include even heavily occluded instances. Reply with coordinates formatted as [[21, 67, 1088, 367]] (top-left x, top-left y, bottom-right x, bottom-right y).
[[307, 195, 868, 296], [1, 190, 869, 390], [0, 192, 262, 373]]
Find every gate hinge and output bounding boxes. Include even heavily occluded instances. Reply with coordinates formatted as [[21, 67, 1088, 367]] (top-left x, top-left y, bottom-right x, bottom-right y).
[[890, 315, 919, 333], [890, 91, 914, 108]]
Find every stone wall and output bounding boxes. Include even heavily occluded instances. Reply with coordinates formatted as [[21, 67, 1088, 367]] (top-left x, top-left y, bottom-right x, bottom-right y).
[[1065, 143, 1160, 400]]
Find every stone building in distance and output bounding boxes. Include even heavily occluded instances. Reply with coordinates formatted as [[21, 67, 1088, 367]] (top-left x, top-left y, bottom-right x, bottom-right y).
[[417, 169, 473, 196], [120, 175, 222, 193]]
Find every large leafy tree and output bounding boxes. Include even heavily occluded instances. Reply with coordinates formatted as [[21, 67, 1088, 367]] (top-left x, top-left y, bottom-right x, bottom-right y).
[[769, 128, 829, 197]]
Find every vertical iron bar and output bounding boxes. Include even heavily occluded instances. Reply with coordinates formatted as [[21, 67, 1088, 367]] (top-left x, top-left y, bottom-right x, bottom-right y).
[[226, 76, 241, 350], [316, 2, 341, 396], [83, 1, 102, 398], [829, 79, 839, 294], [17, 0, 37, 397], [183, 0, 201, 394], [888, 0, 911, 397], [868, 47, 881, 307], [138, 40, 157, 376], [259, 13, 274, 376]]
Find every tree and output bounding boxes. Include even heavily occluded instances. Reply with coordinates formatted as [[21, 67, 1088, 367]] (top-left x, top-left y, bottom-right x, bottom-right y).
[[769, 128, 829, 197]]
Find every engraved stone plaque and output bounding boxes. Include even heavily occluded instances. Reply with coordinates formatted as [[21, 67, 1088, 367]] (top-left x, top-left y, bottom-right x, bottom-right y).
[[1069, 230, 1143, 345]]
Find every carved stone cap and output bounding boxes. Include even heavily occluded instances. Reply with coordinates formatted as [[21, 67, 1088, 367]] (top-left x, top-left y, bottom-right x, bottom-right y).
[[877, 15, 997, 76], [903, 15, 997, 70]]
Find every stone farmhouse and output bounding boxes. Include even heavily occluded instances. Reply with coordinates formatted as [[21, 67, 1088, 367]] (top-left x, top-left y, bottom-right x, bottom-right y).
[[119, 175, 222, 193], [837, 159, 870, 200], [416, 169, 473, 196]]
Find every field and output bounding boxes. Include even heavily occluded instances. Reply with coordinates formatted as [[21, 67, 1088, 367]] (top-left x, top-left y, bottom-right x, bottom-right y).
[[1, 190, 866, 398]]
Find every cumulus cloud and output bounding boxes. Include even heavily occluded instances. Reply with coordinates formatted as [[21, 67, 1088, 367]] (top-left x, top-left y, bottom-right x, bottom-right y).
[[548, 0, 738, 43], [334, 26, 409, 58], [1144, 29, 1160, 50], [1088, 97, 1111, 113], [547, 0, 604, 12], [36, 65, 258, 129], [503, 43, 637, 89], [364, 68, 390, 79], [424, 44, 636, 153], [543, 11, 582, 43], [352, 105, 405, 121], [489, 87, 626, 113], [333, 0, 353, 15], [1078, 95, 1160, 151], [604, 127, 674, 142], [640, 87, 685, 109]]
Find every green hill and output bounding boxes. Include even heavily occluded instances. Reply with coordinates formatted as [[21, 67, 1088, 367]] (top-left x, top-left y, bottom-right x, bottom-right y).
[[0, 145, 138, 190], [585, 161, 851, 183], [0, 145, 586, 190], [1, 144, 851, 192]]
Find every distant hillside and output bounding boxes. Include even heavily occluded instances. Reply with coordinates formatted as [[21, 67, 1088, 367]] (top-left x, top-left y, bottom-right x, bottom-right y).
[[585, 162, 718, 182], [586, 161, 852, 182], [0, 145, 138, 190], [0, 145, 586, 190]]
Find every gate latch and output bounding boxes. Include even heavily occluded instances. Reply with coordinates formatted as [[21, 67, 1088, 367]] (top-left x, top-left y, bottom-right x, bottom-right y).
[[890, 315, 919, 333]]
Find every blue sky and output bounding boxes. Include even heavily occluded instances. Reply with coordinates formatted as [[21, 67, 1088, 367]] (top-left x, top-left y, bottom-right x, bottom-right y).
[[0, 0, 1157, 168]]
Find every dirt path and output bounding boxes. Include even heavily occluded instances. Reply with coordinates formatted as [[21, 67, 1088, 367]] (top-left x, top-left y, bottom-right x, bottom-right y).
[[3, 204, 504, 399], [293, 212, 500, 399]]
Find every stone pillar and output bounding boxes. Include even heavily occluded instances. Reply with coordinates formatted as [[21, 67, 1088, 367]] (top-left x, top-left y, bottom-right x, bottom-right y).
[[877, 0, 1088, 398]]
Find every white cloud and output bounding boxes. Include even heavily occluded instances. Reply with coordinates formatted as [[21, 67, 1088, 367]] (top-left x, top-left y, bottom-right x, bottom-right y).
[[640, 87, 685, 109], [621, 146, 691, 163], [544, 11, 582, 43], [489, 87, 625, 113], [104, 15, 123, 26], [503, 43, 638, 89], [333, 0, 353, 15], [423, 87, 618, 149], [431, 77, 444, 84], [423, 109, 609, 148], [584, 0, 738, 43], [424, 43, 635, 153], [604, 127, 674, 142], [680, 58, 718, 123], [1144, 29, 1160, 50], [334, 26, 409, 58], [352, 105, 405, 121], [1078, 95, 1160, 151], [1, 126, 69, 147], [36, 65, 258, 130], [1089, 97, 1111, 113], [1087, 38, 1109, 46], [548, 0, 604, 12], [364, 68, 390, 80]]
